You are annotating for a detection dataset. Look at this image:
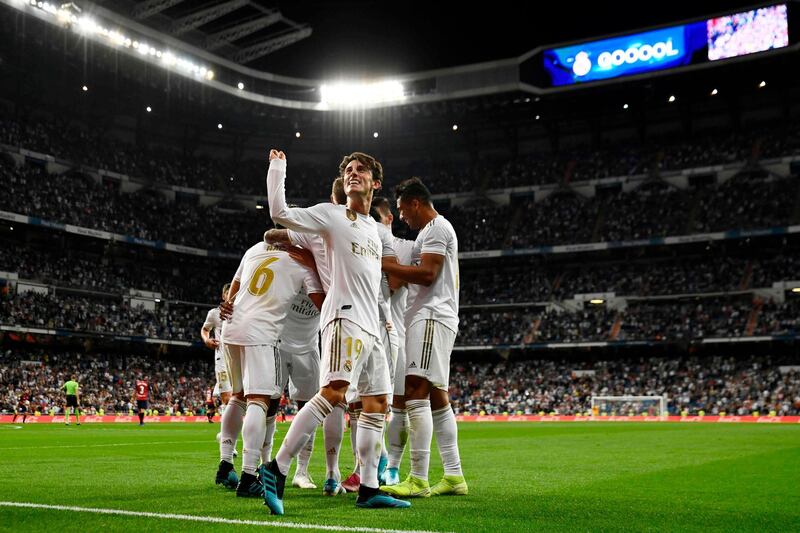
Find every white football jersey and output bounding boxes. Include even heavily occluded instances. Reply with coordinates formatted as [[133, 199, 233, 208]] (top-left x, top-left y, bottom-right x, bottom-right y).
[[288, 230, 331, 292], [222, 242, 323, 345], [280, 291, 321, 354], [203, 307, 224, 359], [267, 158, 396, 338], [389, 235, 415, 341], [404, 215, 460, 333], [377, 224, 394, 325]]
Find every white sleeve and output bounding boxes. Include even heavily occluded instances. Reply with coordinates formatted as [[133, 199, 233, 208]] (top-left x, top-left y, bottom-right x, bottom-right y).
[[421, 224, 450, 256], [394, 238, 415, 265], [287, 229, 310, 248], [378, 225, 396, 258], [233, 253, 246, 282], [202, 309, 216, 331], [302, 267, 324, 295], [267, 158, 330, 234]]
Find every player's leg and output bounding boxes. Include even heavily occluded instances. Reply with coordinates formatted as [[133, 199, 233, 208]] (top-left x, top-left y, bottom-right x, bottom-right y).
[[378, 327, 399, 484], [237, 344, 281, 498], [262, 398, 279, 463], [262, 320, 351, 515], [216, 345, 245, 489], [287, 350, 320, 489], [381, 320, 436, 497], [322, 401, 346, 494], [386, 340, 408, 485], [341, 400, 362, 492], [64, 402, 69, 425], [426, 324, 466, 495], [354, 334, 410, 509]]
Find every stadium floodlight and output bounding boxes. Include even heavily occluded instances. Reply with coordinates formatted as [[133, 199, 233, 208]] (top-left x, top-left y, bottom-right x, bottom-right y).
[[535, 115, 540, 120], [295, 132, 301, 138], [217, 123, 223, 129], [146, 106, 152, 112], [373, 132, 379, 139], [759, 80, 766, 88], [791, 287, 800, 293], [711, 88, 718, 95], [452, 124, 458, 131], [19, 1, 217, 86], [319, 81, 405, 108], [591, 395, 668, 418], [622, 103, 629, 109], [237, 82, 245, 90], [668, 95, 676, 102], [589, 298, 605, 305], [82, 85, 88, 91]]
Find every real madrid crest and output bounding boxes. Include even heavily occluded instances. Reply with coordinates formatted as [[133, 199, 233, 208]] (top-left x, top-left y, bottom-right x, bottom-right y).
[[346, 208, 357, 222]]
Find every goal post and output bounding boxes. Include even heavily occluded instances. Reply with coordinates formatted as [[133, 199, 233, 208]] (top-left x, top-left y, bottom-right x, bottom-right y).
[[591, 395, 668, 418]]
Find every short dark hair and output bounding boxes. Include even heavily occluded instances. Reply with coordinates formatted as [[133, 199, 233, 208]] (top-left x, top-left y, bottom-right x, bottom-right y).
[[394, 177, 431, 204], [370, 196, 391, 222], [339, 152, 384, 183], [331, 177, 347, 205], [222, 283, 231, 296]]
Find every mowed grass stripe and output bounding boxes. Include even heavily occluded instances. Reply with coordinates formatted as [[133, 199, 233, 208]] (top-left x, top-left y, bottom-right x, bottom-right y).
[[0, 423, 797, 532], [0, 502, 449, 533]]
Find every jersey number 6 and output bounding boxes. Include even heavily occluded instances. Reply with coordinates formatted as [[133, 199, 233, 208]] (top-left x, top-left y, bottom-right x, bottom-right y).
[[248, 257, 280, 296]]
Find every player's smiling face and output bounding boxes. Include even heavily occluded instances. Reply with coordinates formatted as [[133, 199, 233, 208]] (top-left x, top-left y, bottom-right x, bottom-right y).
[[343, 159, 373, 196], [397, 197, 421, 229]]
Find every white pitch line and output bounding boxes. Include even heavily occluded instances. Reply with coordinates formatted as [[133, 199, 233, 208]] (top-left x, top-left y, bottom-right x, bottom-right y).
[[0, 439, 210, 450], [0, 425, 23, 430], [0, 502, 451, 533]]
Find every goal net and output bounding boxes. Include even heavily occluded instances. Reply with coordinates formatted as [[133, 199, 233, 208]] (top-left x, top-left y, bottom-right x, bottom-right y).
[[590, 395, 668, 418]]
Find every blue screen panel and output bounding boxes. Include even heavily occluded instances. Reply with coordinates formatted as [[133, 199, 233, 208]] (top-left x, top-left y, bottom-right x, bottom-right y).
[[544, 22, 707, 86]]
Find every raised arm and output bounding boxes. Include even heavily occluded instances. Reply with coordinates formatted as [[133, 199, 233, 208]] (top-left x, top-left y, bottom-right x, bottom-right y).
[[266, 150, 328, 234]]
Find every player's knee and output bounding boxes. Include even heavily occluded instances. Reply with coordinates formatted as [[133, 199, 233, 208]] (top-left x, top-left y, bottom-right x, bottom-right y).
[[364, 395, 388, 414], [429, 388, 450, 410], [246, 397, 269, 414], [404, 375, 430, 399], [320, 384, 346, 407], [391, 395, 406, 409]]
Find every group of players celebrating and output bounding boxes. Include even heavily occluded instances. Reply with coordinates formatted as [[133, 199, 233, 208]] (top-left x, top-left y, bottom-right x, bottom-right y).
[[202, 149, 466, 514]]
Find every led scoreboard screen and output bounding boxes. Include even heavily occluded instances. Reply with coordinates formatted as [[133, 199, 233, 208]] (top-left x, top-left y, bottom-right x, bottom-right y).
[[541, 4, 791, 87]]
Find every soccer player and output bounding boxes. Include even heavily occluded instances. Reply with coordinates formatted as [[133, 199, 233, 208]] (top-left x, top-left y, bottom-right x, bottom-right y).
[[202, 284, 233, 405], [218, 235, 324, 499], [264, 178, 348, 497], [12, 389, 30, 423], [62, 375, 80, 426], [205, 386, 216, 423], [380, 177, 468, 498], [133, 377, 150, 426], [370, 197, 415, 486], [260, 149, 409, 513]]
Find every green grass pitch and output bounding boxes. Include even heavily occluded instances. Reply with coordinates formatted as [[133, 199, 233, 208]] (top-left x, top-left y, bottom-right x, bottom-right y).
[[0, 422, 798, 532]]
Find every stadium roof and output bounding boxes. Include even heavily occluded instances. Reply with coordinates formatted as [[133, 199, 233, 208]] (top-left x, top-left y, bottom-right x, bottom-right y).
[[100, 0, 760, 79]]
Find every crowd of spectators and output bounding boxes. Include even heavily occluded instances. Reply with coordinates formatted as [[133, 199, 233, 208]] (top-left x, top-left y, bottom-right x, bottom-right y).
[[449, 354, 800, 416], [2, 349, 797, 417], [2, 110, 799, 200], [1, 151, 798, 254], [0, 240, 235, 303], [1, 292, 207, 340], [456, 297, 800, 346], [0, 162, 269, 252], [0, 350, 213, 415], [4, 290, 798, 346]]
